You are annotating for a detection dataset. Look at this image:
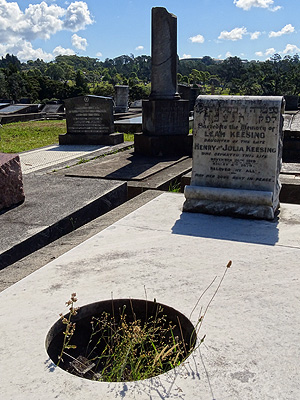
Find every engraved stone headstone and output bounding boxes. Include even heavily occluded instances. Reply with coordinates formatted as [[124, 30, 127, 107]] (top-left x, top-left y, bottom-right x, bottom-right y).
[[0, 153, 25, 211], [59, 95, 123, 145], [183, 95, 284, 220], [134, 7, 191, 156], [114, 85, 129, 113]]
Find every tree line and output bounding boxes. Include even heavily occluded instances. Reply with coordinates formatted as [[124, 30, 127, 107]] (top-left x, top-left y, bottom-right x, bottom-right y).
[[0, 53, 299, 104]]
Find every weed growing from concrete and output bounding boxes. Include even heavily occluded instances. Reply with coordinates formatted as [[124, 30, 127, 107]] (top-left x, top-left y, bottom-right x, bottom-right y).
[[56, 261, 231, 381], [83, 305, 187, 381], [57, 293, 79, 366]]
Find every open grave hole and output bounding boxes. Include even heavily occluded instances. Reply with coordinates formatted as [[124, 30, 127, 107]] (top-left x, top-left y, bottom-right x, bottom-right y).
[[46, 298, 196, 382]]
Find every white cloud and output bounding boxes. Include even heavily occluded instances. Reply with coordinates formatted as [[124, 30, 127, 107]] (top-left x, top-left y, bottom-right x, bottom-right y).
[[181, 54, 192, 59], [53, 45, 75, 56], [0, 39, 53, 61], [233, 0, 281, 11], [71, 33, 87, 50], [135, 45, 144, 51], [63, 1, 93, 31], [96, 52, 103, 57], [21, 2, 65, 40], [269, 24, 295, 38], [226, 51, 233, 58], [218, 27, 247, 41], [283, 44, 300, 54], [265, 47, 276, 55], [189, 34, 205, 44], [250, 31, 261, 40], [271, 6, 282, 12], [0, 0, 93, 61], [255, 51, 264, 57]]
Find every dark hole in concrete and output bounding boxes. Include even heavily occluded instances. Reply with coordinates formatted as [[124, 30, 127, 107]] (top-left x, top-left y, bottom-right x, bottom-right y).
[[46, 298, 196, 382]]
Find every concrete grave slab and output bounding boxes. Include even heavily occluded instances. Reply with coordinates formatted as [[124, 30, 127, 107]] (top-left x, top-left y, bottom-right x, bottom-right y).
[[0, 174, 126, 269], [63, 148, 189, 181], [0, 193, 300, 399]]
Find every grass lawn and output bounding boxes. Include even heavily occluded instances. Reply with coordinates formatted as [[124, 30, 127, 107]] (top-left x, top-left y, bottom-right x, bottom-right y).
[[0, 120, 134, 153]]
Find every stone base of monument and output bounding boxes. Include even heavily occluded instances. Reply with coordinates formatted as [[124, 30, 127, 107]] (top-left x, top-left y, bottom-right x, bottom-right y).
[[59, 132, 124, 145], [142, 99, 189, 136], [0, 153, 25, 212], [183, 185, 278, 220], [134, 132, 193, 156], [134, 98, 192, 156], [114, 106, 128, 113]]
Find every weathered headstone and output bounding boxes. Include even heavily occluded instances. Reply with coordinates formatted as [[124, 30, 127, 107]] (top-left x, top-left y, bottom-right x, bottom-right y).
[[134, 7, 191, 156], [114, 85, 129, 113], [0, 153, 25, 211], [59, 95, 123, 145], [183, 95, 284, 220], [178, 84, 201, 112]]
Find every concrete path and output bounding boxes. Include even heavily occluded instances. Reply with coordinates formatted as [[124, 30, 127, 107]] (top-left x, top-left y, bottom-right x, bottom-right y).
[[20, 144, 109, 174], [0, 193, 299, 399]]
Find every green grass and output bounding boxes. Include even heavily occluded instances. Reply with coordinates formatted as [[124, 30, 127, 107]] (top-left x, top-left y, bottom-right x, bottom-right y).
[[0, 120, 66, 153], [0, 120, 134, 153]]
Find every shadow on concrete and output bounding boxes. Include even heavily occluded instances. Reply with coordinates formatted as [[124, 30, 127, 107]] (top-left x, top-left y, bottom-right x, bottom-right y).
[[65, 149, 186, 182], [104, 153, 182, 181], [171, 210, 279, 246], [45, 145, 105, 152]]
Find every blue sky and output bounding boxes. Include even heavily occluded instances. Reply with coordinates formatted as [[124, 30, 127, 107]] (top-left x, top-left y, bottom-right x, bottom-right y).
[[0, 0, 299, 62]]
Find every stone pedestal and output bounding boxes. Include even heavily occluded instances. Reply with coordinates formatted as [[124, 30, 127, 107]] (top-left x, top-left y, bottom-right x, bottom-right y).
[[183, 95, 284, 220], [136, 98, 191, 156], [142, 99, 189, 136], [134, 132, 193, 157], [0, 153, 25, 211], [59, 95, 123, 145]]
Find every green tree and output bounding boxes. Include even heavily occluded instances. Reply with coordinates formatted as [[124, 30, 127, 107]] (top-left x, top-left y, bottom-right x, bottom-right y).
[[129, 83, 151, 102], [45, 63, 66, 81], [0, 70, 8, 98], [92, 82, 114, 97]]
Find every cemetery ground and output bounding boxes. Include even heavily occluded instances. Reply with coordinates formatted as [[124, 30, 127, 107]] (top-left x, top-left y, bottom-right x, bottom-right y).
[[1, 113, 300, 398]]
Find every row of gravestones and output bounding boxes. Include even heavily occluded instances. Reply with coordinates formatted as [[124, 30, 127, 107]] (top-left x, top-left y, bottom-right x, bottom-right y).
[[1, 92, 284, 222], [0, 7, 285, 223]]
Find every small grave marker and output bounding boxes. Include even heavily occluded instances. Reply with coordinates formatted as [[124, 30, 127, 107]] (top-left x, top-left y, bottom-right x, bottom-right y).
[[0, 153, 25, 211], [114, 85, 129, 113]]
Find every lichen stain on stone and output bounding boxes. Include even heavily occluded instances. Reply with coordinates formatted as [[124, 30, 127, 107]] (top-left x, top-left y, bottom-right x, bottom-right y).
[[231, 370, 255, 383]]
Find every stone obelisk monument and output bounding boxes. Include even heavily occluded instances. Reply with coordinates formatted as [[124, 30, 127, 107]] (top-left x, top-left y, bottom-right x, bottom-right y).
[[134, 7, 192, 156]]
